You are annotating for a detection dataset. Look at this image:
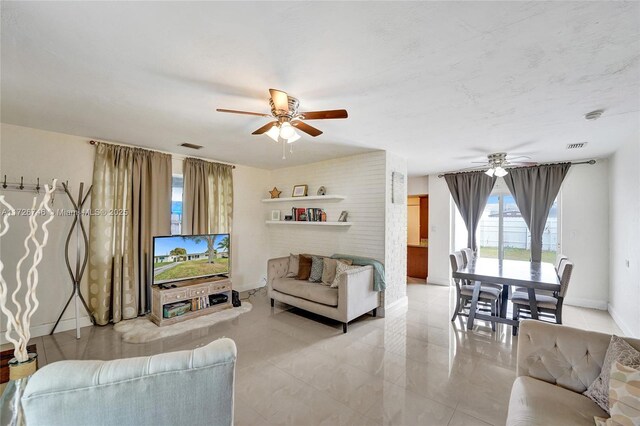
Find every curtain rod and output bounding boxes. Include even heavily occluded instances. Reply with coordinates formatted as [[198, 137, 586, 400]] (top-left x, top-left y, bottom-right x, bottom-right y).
[[88, 140, 236, 169], [437, 159, 596, 178]]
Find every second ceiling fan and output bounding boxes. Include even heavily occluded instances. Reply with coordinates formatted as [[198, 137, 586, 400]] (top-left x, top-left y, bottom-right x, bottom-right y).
[[217, 88, 348, 144]]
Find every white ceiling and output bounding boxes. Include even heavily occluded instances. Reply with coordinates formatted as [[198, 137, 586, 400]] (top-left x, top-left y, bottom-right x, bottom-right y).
[[2, 1, 639, 175]]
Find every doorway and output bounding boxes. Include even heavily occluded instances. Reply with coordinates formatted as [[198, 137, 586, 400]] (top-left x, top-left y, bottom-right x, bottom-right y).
[[407, 195, 428, 280]]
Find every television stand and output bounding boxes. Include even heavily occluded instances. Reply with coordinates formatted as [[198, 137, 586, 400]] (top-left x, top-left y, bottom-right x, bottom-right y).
[[150, 276, 232, 327]]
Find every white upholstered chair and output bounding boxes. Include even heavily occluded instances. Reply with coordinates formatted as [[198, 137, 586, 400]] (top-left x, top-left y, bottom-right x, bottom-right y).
[[21, 338, 237, 426]]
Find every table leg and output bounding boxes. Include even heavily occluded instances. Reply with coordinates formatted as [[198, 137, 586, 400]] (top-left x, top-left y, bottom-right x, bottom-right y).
[[527, 288, 539, 320], [467, 281, 481, 330], [500, 284, 509, 318]]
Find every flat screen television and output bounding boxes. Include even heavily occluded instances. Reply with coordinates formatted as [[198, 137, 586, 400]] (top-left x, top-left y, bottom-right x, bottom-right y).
[[152, 234, 230, 285]]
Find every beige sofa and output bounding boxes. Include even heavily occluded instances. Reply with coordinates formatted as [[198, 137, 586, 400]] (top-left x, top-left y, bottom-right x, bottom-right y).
[[267, 256, 380, 333], [508, 320, 640, 425]]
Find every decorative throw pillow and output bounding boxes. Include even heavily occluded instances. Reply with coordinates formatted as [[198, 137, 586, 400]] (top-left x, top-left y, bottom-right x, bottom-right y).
[[296, 255, 312, 280], [608, 362, 640, 424], [584, 335, 640, 413], [330, 261, 359, 288], [308, 256, 324, 283], [594, 362, 640, 425], [321, 258, 354, 286], [286, 254, 299, 278]]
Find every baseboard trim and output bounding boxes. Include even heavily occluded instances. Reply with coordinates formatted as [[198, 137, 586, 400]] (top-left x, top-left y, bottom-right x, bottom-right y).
[[426, 277, 450, 286], [1, 316, 94, 345], [234, 283, 265, 293], [608, 303, 637, 338], [564, 298, 607, 310]]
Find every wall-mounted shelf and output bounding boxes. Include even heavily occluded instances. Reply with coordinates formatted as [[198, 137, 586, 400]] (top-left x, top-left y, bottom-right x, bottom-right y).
[[266, 221, 352, 226], [261, 195, 346, 203]]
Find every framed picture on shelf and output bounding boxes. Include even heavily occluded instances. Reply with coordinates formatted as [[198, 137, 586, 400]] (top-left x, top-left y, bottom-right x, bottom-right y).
[[338, 211, 349, 222], [271, 210, 281, 221], [292, 184, 308, 197]]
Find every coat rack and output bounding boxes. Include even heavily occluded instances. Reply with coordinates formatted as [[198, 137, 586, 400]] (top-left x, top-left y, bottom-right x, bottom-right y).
[[50, 182, 95, 338]]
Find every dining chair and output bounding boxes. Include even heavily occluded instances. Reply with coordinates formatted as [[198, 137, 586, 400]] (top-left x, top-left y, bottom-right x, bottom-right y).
[[511, 260, 573, 335], [555, 253, 569, 271], [450, 251, 502, 331], [461, 248, 502, 291], [513, 253, 567, 296], [461, 248, 474, 265]]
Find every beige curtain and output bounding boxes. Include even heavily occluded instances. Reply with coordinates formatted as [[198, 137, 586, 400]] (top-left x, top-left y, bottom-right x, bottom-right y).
[[182, 157, 233, 234], [88, 143, 171, 325]]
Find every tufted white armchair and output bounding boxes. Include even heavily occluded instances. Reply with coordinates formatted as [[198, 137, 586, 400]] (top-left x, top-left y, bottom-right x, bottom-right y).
[[507, 320, 640, 425]]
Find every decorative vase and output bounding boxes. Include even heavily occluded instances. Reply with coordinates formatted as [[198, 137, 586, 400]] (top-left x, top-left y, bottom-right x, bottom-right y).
[[8, 353, 38, 380]]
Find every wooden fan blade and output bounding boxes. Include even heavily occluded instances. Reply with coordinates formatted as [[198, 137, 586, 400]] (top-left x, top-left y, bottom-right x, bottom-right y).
[[269, 89, 289, 112], [216, 108, 272, 118], [252, 121, 278, 135], [299, 109, 348, 120], [292, 120, 323, 137]]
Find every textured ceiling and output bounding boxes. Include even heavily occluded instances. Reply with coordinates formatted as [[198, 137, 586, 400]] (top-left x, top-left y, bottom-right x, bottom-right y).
[[1, 1, 639, 174]]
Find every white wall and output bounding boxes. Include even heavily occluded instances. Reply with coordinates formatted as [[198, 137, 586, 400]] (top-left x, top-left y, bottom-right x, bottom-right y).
[[408, 176, 429, 195], [232, 165, 270, 292], [266, 152, 386, 261], [561, 160, 610, 309], [0, 123, 269, 341], [0, 124, 95, 341], [427, 174, 452, 286], [608, 136, 640, 337]]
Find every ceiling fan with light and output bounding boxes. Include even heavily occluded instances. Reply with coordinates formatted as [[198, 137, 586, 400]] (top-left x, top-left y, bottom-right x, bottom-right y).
[[216, 89, 348, 157], [472, 152, 538, 177]]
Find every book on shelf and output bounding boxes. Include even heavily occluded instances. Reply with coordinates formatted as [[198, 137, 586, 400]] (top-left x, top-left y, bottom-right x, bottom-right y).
[[292, 207, 327, 222]]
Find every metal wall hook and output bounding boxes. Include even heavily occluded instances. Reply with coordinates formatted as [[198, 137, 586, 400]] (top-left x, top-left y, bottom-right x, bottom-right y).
[[2, 175, 6, 189], [19, 176, 24, 190], [35, 177, 41, 193]]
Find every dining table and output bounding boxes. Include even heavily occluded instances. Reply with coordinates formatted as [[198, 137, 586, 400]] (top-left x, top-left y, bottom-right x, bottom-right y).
[[452, 257, 561, 330]]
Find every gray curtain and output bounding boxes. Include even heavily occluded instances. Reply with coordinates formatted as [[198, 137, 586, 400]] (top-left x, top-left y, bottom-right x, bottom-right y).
[[445, 172, 497, 252], [503, 163, 570, 262], [182, 158, 234, 235], [88, 143, 172, 325]]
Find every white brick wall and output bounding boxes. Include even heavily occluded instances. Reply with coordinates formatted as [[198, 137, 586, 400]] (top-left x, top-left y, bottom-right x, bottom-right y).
[[266, 151, 386, 261], [384, 153, 408, 310]]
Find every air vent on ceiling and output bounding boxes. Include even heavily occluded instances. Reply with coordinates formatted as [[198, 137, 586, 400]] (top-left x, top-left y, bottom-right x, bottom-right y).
[[180, 143, 203, 150], [567, 142, 587, 149]]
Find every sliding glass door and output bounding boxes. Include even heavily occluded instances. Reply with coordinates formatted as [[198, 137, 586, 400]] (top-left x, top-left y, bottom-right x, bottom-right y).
[[477, 192, 559, 263]]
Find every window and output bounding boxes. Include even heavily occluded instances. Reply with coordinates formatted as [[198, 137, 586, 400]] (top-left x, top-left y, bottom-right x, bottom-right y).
[[477, 191, 558, 263], [171, 175, 183, 235]]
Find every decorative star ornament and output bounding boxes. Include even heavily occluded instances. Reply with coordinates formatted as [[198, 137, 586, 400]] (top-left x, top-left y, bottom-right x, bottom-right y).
[[269, 187, 282, 199]]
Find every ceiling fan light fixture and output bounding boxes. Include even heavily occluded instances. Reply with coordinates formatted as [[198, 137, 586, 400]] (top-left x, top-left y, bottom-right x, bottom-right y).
[[286, 132, 301, 143], [485, 168, 495, 177], [265, 124, 280, 142], [494, 166, 508, 177], [279, 122, 296, 140]]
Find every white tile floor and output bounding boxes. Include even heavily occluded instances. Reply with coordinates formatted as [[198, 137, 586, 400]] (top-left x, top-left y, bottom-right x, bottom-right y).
[[3, 284, 623, 425]]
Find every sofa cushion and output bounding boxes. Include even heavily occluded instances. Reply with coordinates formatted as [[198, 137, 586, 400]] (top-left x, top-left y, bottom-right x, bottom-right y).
[[608, 362, 640, 424], [286, 254, 299, 277], [331, 261, 359, 288], [321, 258, 353, 286], [309, 256, 324, 282], [511, 292, 558, 309], [584, 335, 640, 413], [507, 376, 608, 426], [297, 255, 312, 280], [272, 277, 338, 307]]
